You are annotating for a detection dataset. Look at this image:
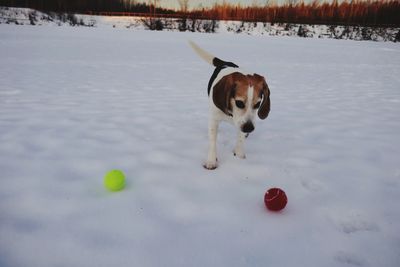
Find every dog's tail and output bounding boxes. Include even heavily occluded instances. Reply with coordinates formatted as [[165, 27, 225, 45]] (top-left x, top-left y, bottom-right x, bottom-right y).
[[189, 41, 238, 68], [189, 41, 215, 65]]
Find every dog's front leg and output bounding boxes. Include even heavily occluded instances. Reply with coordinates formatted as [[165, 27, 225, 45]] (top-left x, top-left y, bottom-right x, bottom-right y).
[[234, 131, 247, 159], [204, 119, 219, 170]]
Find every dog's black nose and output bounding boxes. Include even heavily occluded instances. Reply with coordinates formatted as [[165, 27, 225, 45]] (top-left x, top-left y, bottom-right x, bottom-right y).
[[242, 121, 254, 133]]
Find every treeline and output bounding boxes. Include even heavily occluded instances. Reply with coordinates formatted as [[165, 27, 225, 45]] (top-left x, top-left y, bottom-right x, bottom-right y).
[[1, 0, 399, 26], [191, 0, 400, 26], [0, 0, 173, 14]]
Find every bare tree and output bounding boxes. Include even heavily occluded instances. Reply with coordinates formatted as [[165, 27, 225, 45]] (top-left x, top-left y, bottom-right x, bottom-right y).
[[147, 0, 160, 15], [125, 0, 136, 10], [177, 0, 189, 13]]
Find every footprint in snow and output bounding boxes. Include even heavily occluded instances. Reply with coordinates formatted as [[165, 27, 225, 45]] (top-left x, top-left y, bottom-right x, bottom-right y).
[[334, 251, 365, 266], [301, 179, 324, 192], [332, 213, 379, 234]]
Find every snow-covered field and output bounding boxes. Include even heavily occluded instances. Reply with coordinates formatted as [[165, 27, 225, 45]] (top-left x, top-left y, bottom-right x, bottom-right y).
[[0, 24, 400, 267]]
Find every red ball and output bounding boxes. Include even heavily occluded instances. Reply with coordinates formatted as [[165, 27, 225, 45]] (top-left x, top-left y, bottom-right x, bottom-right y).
[[264, 188, 288, 211]]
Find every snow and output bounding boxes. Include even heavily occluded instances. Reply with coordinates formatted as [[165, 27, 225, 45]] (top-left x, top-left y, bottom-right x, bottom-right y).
[[1, 24, 400, 267]]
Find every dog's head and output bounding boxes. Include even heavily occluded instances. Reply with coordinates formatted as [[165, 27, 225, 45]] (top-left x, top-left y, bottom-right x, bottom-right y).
[[213, 72, 270, 133]]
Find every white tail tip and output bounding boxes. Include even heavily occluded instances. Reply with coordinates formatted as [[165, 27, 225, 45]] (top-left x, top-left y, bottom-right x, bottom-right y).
[[188, 40, 215, 66]]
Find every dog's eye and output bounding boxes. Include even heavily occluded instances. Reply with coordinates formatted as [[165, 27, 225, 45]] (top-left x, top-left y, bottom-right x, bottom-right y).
[[235, 100, 245, 109], [254, 101, 261, 109]]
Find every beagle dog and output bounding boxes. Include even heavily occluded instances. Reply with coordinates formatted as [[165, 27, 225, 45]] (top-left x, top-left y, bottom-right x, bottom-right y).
[[189, 41, 271, 170]]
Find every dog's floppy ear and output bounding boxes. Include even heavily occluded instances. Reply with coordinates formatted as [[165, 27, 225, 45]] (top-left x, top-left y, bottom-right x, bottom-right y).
[[212, 74, 236, 116], [257, 76, 271, 120]]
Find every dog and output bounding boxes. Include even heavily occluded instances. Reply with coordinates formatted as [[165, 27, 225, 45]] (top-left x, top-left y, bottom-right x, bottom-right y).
[[189, 41, 271, 170]]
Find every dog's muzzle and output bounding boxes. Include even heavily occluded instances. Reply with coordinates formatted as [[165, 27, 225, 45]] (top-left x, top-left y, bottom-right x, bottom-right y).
[[241, 121, 254, 133]]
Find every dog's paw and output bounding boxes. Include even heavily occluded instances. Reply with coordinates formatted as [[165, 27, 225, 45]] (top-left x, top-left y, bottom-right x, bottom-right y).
[[203, 160, 218, 170], [233, 149, 246, 159]]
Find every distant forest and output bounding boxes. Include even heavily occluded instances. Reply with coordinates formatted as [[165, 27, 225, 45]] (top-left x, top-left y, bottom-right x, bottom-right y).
[[1, 0, 399, 26]]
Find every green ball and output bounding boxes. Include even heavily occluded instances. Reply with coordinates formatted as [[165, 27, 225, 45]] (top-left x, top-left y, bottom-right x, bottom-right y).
[[104, 170, 126, 191]]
